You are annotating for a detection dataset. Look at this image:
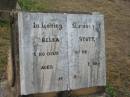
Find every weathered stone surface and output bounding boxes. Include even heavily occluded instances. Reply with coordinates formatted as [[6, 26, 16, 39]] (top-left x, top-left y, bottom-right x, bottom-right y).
[[18, 12, 106, 95]]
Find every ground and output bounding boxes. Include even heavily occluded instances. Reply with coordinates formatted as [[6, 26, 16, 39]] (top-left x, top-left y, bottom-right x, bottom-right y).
[[0, 18, 10, 81], [0, 0, 130, 97]]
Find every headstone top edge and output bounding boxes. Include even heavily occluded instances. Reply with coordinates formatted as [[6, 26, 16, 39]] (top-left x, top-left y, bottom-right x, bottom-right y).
[[17, 11, 104, 16]]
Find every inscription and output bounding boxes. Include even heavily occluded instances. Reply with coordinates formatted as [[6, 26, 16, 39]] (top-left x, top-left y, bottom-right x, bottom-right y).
[[34, 51, 59, 56], [74, 50, 88, 54], [33, 22, 63, 30], [58, 77, 63, 81], [88, 62, 100, 66], [41, 65, 53, 70], [18, 12, 105, 95], [79, 37, 96, 42], [72, 23, 95, 30], [42, 37, 59, 42]]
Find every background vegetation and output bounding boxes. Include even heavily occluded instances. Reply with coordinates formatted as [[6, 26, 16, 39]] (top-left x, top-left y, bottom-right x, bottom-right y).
[[0, 0, 130, 97], [0, 18, 10, 81]]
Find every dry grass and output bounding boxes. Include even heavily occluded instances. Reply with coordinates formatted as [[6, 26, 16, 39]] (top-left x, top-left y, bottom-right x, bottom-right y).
[[0, 19, 10, 81], [18, 0, 130, 96], [0, 0, 130, 96]]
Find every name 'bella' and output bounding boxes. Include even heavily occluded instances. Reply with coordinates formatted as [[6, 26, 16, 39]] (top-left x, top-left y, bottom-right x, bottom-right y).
[[42, 37, 59, 42]]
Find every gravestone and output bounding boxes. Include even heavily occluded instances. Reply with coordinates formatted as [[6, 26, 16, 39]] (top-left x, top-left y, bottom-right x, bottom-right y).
[[17, 12, 106, 95]]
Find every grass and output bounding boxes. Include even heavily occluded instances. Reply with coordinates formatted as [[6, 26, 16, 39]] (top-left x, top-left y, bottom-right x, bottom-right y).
[[0, 19, 10, 81], [106, 84, 117, 97], [18, 0, 50, 11], [0, 0, 130, 96], [0, 20, 9, 27]]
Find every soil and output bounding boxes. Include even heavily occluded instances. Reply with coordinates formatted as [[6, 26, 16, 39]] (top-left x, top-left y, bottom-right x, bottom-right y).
[[0, 0, 130, 97]]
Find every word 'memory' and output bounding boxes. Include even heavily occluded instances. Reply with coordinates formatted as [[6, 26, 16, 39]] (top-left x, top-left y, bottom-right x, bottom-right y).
[[33, 22, 63, 30], [72, 23, 95, 30]]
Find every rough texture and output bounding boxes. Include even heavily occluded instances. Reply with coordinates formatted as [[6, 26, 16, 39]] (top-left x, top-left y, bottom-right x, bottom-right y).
[[0, 81, 14, 97], [25, 0, 129, 96], [0, 0, 130, 97], [18, 12, 106, 95]]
